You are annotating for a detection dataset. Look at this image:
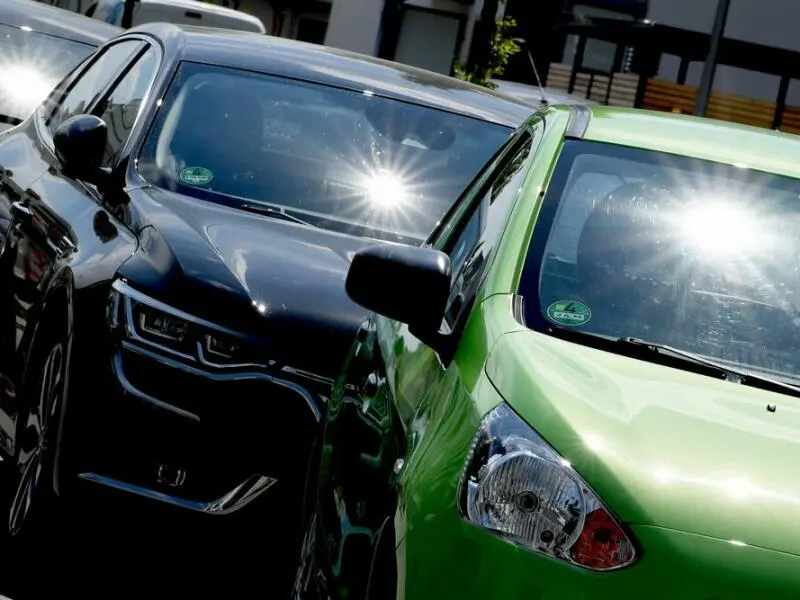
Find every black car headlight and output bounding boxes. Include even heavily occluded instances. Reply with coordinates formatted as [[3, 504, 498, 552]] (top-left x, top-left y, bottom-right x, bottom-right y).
[[108, 279, 255, 366]]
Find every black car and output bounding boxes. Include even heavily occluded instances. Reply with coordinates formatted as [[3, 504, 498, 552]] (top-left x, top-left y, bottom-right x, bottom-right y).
[[0, 21, 533, 559], [0, 0, 120, 133]]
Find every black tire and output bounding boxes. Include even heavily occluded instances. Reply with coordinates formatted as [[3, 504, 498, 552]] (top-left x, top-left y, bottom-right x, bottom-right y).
[[6, 328, 68, 543]]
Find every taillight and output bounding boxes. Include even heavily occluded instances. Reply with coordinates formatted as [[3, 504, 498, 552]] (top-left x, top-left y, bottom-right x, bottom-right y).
[[459, 403, 637, 571]]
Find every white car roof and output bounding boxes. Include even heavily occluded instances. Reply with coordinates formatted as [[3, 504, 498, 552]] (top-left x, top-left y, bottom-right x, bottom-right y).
[[140, 0, 265, 32]]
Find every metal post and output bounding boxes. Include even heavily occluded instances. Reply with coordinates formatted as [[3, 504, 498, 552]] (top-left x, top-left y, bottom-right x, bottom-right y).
[[694, 0, 731, 116]]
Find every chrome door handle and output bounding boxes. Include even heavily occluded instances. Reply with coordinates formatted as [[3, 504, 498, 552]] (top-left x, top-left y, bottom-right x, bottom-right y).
[[10, 201, 32, 223], [361, 372, 380, 397]]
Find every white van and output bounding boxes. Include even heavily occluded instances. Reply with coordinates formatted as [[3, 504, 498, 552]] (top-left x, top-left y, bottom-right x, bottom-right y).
[[46, 0, 266, 33]]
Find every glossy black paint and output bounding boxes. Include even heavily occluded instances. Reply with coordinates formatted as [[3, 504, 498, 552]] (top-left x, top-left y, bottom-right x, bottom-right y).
[[346, 244, 451, 332], [129, 23, 536, 129], [52, 114, 108, 180], [0, 20, 531, 562]]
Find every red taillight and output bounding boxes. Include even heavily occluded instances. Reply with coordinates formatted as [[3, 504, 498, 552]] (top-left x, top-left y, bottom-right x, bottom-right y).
[[569, 508, 634, 570]]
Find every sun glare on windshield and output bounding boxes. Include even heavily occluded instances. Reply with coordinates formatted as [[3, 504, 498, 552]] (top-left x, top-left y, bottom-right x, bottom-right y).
[[681, 199, 763, 256], [0, 24, 91, 122], [0, 64, 54, 111], [362, 170, 408, 211]]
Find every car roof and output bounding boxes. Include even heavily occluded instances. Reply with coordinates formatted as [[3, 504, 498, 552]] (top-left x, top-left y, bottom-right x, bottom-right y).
[[576, 105, 800, 180], [139, 0, 265, 29], [491, 79, 593, 107], [0, 0, 121, 46], [126, 23, 536, 128]]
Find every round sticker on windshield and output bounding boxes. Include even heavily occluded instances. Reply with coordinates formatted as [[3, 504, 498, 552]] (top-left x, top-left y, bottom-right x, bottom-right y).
[[180, 166, 214, 186], [547, 301, 591, 327]]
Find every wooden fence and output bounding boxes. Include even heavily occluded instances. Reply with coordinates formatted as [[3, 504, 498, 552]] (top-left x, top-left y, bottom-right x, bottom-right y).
[[545, 63, 800, 136]]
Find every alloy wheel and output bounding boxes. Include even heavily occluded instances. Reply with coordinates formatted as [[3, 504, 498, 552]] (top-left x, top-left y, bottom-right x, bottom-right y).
[[8, 342, 64, 537]]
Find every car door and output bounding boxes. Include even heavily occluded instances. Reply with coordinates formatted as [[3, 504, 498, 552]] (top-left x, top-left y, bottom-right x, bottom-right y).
[[313, 123, 539, 598], [0, 37, 159, 458]]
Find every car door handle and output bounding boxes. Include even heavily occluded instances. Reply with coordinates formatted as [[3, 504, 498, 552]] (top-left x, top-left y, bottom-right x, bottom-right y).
[[47, 234, 75, 257], [361, 372, 381, 397], [10, 201, 32, 223]]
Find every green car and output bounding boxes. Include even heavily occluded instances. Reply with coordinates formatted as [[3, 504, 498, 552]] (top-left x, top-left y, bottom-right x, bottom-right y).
[[294, 105, 800, 599]]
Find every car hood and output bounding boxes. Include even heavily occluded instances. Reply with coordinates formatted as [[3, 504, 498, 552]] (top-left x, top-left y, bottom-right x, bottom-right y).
[[120, 188, 386, 379], [486, 329, 800, 556]]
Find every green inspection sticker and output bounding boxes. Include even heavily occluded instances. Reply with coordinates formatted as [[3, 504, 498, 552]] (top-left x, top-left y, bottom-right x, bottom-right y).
[[179, 166, 214, 186], [547, 300, 592, 327]]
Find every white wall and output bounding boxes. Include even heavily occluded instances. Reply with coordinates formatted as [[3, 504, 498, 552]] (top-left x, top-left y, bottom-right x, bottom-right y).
[[324, 0, 384, 54], [647, 0, 800, 104]]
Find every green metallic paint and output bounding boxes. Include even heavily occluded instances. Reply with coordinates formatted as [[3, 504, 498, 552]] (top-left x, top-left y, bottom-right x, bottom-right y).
[[479, 106, 572, 304], [486, 327, 800, 557], [396, 108, 800, 596], [308, 105, 800, 599], [583, 107, 800, 180]]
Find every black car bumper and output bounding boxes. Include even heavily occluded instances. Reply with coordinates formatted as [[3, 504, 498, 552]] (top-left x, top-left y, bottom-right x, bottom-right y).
[[60, 290, 326, 525]]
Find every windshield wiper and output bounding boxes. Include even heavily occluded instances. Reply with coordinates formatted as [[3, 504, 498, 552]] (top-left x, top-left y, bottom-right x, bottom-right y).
[[546, 326, 800, 400], [616, 336, 800, 399], [240, 204, 313, 227]]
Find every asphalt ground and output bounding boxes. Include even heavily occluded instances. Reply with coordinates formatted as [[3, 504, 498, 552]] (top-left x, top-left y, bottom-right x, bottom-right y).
[[0, 471, 302, 600]]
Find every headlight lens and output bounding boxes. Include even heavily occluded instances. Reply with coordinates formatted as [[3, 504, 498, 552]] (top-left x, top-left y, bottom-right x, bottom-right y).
[[108, 279, 255, 366], [137, 304, 190, 343], [460, 403, 637, 571]]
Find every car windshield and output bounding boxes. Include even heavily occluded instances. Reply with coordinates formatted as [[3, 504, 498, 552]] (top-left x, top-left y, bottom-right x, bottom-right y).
[[137, 61, 513, 244], [0, 23, 95, 126], [523, 139, 800, 385]]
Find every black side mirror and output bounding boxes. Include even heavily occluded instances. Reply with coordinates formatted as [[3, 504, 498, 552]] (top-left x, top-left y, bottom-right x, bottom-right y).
[[346, 243, 451, 334], [53, 114, 109, 184]]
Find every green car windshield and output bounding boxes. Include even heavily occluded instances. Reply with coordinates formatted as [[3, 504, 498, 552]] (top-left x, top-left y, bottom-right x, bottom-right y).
[[522, 139, 800, 384]]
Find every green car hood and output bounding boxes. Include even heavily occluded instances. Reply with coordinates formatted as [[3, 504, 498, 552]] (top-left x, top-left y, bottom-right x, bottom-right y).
[[485, 329, 800, 557]]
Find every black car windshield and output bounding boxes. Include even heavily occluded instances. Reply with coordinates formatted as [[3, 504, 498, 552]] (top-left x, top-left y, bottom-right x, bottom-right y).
[[522, 139, 800, 384], [137, 61, 513, 244], [0, 23, 95, 126]]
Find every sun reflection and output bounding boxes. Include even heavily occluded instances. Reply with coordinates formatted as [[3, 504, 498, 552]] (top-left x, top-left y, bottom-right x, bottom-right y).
[[0, 65, 54, 113], [363, 170, 407, 210], [682, 200, 761, 256], [724, 477, 755, 500]]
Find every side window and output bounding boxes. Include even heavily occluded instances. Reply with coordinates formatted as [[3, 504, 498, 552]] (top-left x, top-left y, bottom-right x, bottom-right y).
[[443, 131, 535, 328], [47, 40, 143, 135], [95, 46, 159, 166]]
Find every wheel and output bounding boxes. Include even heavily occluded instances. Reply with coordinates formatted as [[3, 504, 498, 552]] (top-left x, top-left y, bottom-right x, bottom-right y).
[[7, 335, 67, 540]]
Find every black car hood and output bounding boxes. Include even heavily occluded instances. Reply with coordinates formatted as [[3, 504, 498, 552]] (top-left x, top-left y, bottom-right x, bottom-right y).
[[119, 187, 387, 379]]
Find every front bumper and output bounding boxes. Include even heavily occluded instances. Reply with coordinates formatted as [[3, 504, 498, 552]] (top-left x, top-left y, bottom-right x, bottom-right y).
[[397, 511, 800, 599], [62, 326, 324, 522]]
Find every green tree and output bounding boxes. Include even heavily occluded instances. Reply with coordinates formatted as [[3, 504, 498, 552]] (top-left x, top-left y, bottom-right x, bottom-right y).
[[453, 15, 523, 89]]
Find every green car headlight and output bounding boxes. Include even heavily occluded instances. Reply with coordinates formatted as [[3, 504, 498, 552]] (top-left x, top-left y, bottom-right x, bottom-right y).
[[459, 403, 638, 571]]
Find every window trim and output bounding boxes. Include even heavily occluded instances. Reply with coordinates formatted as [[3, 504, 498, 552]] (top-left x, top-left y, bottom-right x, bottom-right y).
[[38, 35, 158, 153], [93, 42, 162, 169], [429, 125, 535, 255], [440, 128, 536, 329]]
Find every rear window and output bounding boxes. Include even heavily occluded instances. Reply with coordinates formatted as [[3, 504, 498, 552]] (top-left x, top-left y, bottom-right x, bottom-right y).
[[0, 23, 95, 124], [137, 61, 512, 244]]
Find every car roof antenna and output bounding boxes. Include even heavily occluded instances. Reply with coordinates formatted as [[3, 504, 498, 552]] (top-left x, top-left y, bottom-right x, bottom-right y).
[[526, 47, 549, 107]]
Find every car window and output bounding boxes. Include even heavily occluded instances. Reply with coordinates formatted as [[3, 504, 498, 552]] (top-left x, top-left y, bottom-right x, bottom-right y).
[[0, 23, 96, 124], [95, 46, 158, 166], [442, 130, 534, 328], [136, 61, 513, 245], [523, 139, 800, 384], [47, 40, 144, 135]]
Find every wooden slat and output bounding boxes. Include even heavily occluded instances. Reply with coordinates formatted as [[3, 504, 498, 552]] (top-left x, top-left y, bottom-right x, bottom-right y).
[[546, 64, 637, 107], [547, 67, 800, 134], [642, 78, 800, 134]]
